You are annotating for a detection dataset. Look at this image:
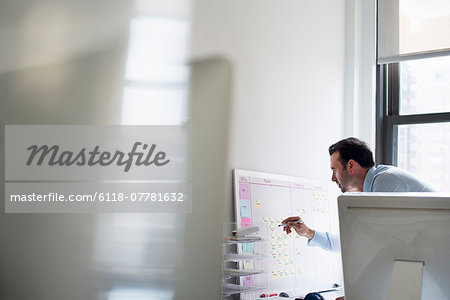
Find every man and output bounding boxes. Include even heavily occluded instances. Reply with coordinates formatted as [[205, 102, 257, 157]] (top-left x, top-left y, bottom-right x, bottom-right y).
[[282, 137, 438, 252]]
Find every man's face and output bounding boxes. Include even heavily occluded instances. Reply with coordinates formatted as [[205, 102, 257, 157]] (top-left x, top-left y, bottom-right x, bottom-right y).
[[330, 152, 351, 193]]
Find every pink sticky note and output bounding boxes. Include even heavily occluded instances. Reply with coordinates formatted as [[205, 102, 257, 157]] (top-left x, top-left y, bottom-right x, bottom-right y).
[[241, 217, 252, 227], [239, 183, 251, 200], [243, 275, 254, 286]]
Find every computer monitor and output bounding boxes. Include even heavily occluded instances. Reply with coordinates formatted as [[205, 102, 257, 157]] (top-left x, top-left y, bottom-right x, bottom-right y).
[[338, 193, 450, 300]]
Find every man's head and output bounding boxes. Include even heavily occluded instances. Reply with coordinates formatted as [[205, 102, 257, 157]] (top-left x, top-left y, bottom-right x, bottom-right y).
[[329, 137, 375, 192]]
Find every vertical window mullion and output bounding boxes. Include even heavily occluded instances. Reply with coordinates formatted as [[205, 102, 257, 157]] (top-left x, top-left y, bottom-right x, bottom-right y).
[[388, 63, 399, 116], [385, 63, 400, 165], [375, 64, 385, 165], [391, 63, 400, 166]]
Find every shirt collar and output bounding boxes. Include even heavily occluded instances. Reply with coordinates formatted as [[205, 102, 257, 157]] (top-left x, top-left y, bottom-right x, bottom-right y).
[[363, 166, 376, 192]]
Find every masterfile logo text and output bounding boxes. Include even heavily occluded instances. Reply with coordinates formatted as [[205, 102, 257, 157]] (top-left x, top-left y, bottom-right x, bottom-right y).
[[5, 125, 191, 213], [26, 142, 170, 172]]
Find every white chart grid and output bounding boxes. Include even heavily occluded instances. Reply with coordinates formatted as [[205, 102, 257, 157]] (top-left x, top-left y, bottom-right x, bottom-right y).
[[233, 169, 338, 295]]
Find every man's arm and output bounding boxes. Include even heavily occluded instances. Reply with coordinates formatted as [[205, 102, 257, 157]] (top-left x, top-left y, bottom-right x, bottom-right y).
[[281, 216, 340, 252], [307, 230, 340, 252]]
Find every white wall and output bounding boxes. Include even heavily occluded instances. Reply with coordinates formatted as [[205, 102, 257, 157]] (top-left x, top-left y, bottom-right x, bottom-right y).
[[189, 0, 347, 222], [344, 0, 377, 149]]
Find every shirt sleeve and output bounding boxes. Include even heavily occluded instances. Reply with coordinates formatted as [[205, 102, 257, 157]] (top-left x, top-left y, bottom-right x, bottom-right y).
[[307, 231, 341, 252]]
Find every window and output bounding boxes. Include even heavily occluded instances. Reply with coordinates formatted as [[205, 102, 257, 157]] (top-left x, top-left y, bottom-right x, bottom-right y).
[[399, 56, 450, 115], [376, 0, 450, 192], [376, 57, 450, 192]]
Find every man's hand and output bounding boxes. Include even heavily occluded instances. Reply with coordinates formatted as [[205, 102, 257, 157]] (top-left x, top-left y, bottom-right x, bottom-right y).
[[335, 297, 344, 300], [281, 216, 315, 240]]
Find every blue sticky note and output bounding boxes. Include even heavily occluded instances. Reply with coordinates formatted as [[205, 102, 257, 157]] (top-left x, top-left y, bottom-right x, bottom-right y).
[[240, 199, 251, 218], [241, 243, 253, 253]]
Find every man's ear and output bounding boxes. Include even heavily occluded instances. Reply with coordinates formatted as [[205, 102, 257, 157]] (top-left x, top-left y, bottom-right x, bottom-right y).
[[347, 159, 357, 173]]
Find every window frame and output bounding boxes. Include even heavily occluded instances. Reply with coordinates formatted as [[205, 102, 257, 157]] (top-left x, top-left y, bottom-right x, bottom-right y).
[[375, 63, 450, 165]]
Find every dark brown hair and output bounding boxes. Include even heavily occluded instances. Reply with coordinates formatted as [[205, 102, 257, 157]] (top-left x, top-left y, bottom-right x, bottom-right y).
[[329, 137, 375, 168]]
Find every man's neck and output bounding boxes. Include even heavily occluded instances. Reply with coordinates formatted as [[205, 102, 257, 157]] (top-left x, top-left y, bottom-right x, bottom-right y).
[[358, 167, 371, 191], [351, 167, 371, 192]]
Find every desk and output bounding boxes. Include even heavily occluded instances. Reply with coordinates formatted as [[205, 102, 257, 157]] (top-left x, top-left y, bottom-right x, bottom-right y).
[[321, 291, 344, 300], [260, 292, 344, 300]]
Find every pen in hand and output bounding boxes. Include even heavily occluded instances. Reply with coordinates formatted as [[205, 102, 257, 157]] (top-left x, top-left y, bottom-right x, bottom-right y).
[[278, 220, 304, 227]]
